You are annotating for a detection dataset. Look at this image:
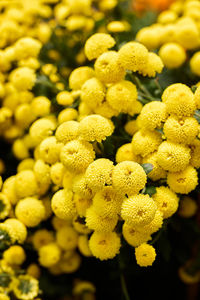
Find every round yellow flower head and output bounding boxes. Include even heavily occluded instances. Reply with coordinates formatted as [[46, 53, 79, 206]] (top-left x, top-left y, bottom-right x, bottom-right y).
[[17, 158, 34, 173], [69, 67, 95, 90], [32, 229, 54, 250], [178, 196, 198, 218], [51, 189, 76, 220], [138, 52, 164, 77], [50, 162, 65, 186], [56, 226, 78, 250], [39, 136, 63, 165], [74, 194, 92, 217], [93, 101, 118, 119], [15, 170, 38, 198], [137, 101, 167, 131], [159, 43, 186, 69], [15, 103, 36, 129], [0, 193, 11, 220], [79, 115, 114, 142], [132, 130, 162, 157], [124, 120, 139, 136], [85, 158, 114, 192], [10, 67, 36, 91], [167, 165, 198, 194], [56, 91, 74, 106], [116, 143, 141, 164], [15, 197, 45, 227], [73, 216, 92, 234], [157, 10, 177, 24], [31, 96, 51, 117], [84, 33, 116, 60], [14, 37, 42, 59], [55, 121, 79, 144], [60, 140, 95, 173], [143, 152, 167, 181], [3, 245, 26, 265], [122, 222, 151, 247], [164, 116, 198, 144], [94, 51, 125, 84], [12, 139, 29, 160], [58, 252, 81, 274], [107, 21, 130, 33], [33, 160, 51, 196], [85, 206, 118, 232], [89, 231, 121, 260], [78, 235, 92, 257], [157, 141, 191, 172], [153, 186, 179, 219], [137, 209, 163, 235], [30, 118, 56, 145], [92, 186, 123, 218], [194, 86, 200, 109], [190, 51, 200, 76], [121, 194, 157, 227], [81, 77, 106, 110], [162, 83, 196, 117], [190, 139, 200, 168], [112, 161, 147, 196], [175, 17, 200, 50], [72, 173, 93, 199], [118, 41, 148, 72], [12, 275, 39, 300], [4, 218, 27, 244], [135, 243, 156, 267], [0, 293, 10, 300], [106, 80, 138, 114], [27, 263, 41, 279], [39, 243, 61, 267], [58, 108, 78, 124]]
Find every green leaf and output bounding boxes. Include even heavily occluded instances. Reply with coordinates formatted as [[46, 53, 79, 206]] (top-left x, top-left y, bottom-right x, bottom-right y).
[[144, 186, 156, 197], [141, 163, 154, 174]]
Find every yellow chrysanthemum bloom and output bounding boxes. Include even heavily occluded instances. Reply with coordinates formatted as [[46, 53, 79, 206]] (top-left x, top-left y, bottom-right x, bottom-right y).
[[190, 51, 200, 76], [162, 83, 196, 117], [94, 51, 125, 84], [124, 120, 139, 136], [31, 96, 51, 117], [85, 206, 118, 232], [56, 226, 78, 251], [0, 293, 10, 300], [81, 77, 106, 110], [121, 194, 157, 227], [58, 108, 78, 124], [175, 17, 200, 50], [107, 21, 130, 33], [73, 216, 92, 235], [106, 80, 138, 115], [12, 275, 39, 300], [51, 216, 71, 231], [33, 159, 51, 196], [17, 158, 34, 173], [39, 243, 61, 267], [15, 170, 38, 198], [178, 196, 198, 218], [136, 25, 163, 50], [50, 162, 65, 187], [167, 165, 198, 194], [157, 10, 177, 24], [72, 173, 93, 199], [84, 33, 115, 60], [112, 161, 147, 196], [118, 41, 148, 72], [0, 193, 11, 220], [152, 186, 179, 219], [122, 223, 151, 248], [69, 66, 95, 90], [79, 115, 114, 142], [27, 263, 41, 279], [39, 137, 63, 165], [56, 91, 74, 106], [3, 245, 26, 265], [137, 101, 167, 131], [58, 252, 81, 274], [32, 229, 54, 250], [190, 139, 200, 168], [132, 130, 162, 157], [55, 121, 79, 144], [93, 101, 118, 119], [159, 43, 186, 69], [194, 86, 200, 109], [138, 52, 164, 77], [51, 189, 76, 220], [14, 37, 42, 59], [74, 194, 92, 217], [12, 139, 29, 160], [143, 152, 167, 181], [78, 235, 92, 257], [135, 243, 156, 267], [60, 140, 95, 173], [163, 116, 198, 144], [89, 231, 121, 260], [137, 210, 163, 235], [29, 118, 56, 145], [4, 218, 27, 243], [157, 141, 191, 172], [9, 67, 36, 91], [85, 159, 114, 192], [116, 143, 142, 164]]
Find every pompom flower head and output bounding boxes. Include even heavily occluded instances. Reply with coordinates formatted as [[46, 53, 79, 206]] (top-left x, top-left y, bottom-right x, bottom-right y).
[[69, 66, 95, 90], [135, 243, 156, 267], [81, 77, 106, 110], [132, 130, 162, 157], [51, 189, 76, 220]]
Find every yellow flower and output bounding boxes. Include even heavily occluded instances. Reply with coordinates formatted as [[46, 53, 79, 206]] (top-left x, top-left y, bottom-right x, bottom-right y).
[[94, 51, 125, 84], [69, 67, 95, 90], [4, 218, 27, 243], [29, 118, 56, 145], [31, 96, 51, 117], [58, 108, 78, 124], [112, 161, 147, 196], [55, 121, 79, 144], [12, 275, 38, 300], [121, 194, 157, 227], [12, 139, 29, 160], [163, 116, 198, 144], [135, 243, 156, 267], [178, 196, 198, 218], [74, 194, 92, 217], [72, 173, 93, 199], [27, 264, 41, 279], [81, 77, 106, 110], [73, 216, 91, 235], [84, 33, 115, 60], [39, 243, 61, 268], [175, 17, 200, 50], [0, 193, 11, 220], [3, 245, 26, 265], [17, 158, 34, 173], [116, 143, 142, 164], [152, 186, 179, 219], [39, 136, 63, 165], [159, 43, 186, 69], [124, 120, 139, 136], [51, 189, 76, 220], [57, 252, 81, 274], [118, 41, 148, 72], [78, 235, 92, 257], [89, 231, 121, 260], [15, 170, 38, 199], [56, 226, 78, 251], [162, 83, 196, 116], [137, 210, 163, 235], [167, 165, 198, 194], [93, 101, 118, 119], [56, 91, 74, 106], [143, 152, 167, 181], [194, 86, 200, 109], [14, 37, 42, 59], [136, 25, 163, 50], [157, 141, 191, 172], [60, 140, 95, 173], [190, 139, 200, 168], [137, 101, 167, 131], [122, 223, 151, 248], [190, 51, 200, 76], [51, 216, 71, 231], [15, 197, 45, 227], [106, 80, 138, 115], [50, 162, 65, 187], [33, 159, 51, 196], [157, 10, 177, 24], [138, 52, 164, 77], [0, 293, 10, 300], [132, 130, 162, 157], [10, 67, 36, 91], [85, 159, 114, 192], [32, 229, 54, 250], [85, 206, 118, 232]]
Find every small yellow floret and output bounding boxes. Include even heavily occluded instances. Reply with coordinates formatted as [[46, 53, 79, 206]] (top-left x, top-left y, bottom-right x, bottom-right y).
[[56, 91, 74, 106], [51, 189, 76, 220], [138, 52, 164, 77], [69, 67, 95, 90], [178, 196, 198, 218], [132, 130, 162, 157], [143, 152, 166, 181], [4, 218, 27, 243], [30, 118, 56, 145], [56, 226, 78, 250], [15, 170, 38, 198], [10, 67, 36, 91], [159, 43, 186, 69], [32, 229, 54, 250], [81, 77, 106, 110], [39, 243, 61, 267], [116, 143, 141, 164], [31, 96, 51, 117], [190, 51, 200, 76], [135, 243, 156, 267], [122, 223, 151, 247], [3, 245, 26, 265]]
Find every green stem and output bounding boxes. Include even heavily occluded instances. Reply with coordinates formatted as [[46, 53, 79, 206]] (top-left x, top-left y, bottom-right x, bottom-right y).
[[120, 273, 130, 300], [131, 74, 155, 100]]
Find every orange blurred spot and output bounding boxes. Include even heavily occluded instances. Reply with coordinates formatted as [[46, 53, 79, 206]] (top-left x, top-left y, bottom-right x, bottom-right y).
[[132, 0, 175, 12]]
